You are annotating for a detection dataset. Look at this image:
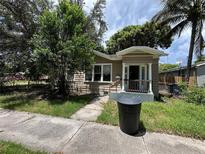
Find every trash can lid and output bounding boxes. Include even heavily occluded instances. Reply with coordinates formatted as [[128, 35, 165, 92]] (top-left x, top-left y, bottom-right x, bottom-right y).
[[111, 94, 143, 105]]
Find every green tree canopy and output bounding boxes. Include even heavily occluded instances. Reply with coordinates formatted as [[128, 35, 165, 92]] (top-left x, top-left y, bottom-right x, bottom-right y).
[[159, 64, 179, 72], [32, 0, 95, 96], [0, 0, 107, 82], [71, 0, 108, 50], [87, 0, 107, 43], [106, 22, 172, 54], [86, 0, 107, 52], [0, 0, 52, 75]]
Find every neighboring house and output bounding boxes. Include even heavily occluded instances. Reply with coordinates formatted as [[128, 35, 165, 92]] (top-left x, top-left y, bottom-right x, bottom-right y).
[[196, 62, 205, 87], [159, 62, 205, 87], [73, 46, 167, 101]]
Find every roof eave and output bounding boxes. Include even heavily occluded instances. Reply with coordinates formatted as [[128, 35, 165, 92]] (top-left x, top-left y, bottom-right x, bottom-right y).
[[93, 50, 121, 60], [116, 46, 168, 57], [196, 62, 205, 67]]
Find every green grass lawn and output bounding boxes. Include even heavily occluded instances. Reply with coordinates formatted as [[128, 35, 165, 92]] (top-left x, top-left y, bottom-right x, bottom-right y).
[[0, 140, 47, 154], [97, 99, 205, 140], [0, 92, 93, 118]]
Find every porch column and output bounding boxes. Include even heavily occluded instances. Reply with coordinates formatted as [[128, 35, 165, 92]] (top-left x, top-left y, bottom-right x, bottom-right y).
[[122, 63, 125, 91], [148, 63, 153, 94]]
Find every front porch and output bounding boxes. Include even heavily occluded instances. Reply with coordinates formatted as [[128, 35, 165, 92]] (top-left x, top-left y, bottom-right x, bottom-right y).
[[109, 63, 154, 101], [122, 63, 153, 94]]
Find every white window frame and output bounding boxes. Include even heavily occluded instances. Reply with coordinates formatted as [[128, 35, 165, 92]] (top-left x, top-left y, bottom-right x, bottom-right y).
[[85, 63, 112, 83]]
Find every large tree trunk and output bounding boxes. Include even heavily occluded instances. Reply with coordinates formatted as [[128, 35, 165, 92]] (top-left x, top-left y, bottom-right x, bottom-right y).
[[57, 55, 68, 97], [187, 22, 197, 84], [58, 73, 67, 97]]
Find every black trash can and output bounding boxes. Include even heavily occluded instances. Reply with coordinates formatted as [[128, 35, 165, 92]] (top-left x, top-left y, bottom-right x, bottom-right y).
[[115, 95, 142, 135]]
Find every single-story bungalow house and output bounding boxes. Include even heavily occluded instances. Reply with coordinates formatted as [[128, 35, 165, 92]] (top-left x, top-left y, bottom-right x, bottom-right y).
[[159, 62, 205, 87], [73, 46, 167, 101]]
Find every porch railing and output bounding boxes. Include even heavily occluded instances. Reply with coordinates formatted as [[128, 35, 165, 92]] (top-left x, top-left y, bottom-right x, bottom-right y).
[[125, 79, 150, 93], [109, 79, 152, 93], [67, 80, 152, 96]]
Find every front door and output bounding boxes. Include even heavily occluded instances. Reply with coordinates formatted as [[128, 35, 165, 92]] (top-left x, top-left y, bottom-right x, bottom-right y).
[[129, 66, 139, 91]]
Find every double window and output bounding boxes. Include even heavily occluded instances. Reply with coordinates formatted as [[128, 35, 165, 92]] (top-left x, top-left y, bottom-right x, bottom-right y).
[[85, 64, 112, 82]]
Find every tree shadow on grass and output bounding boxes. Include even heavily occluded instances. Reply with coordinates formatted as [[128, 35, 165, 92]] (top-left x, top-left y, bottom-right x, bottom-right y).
[[0, 93, 38, 110], [0, 90, 95, 110], [47, 94, 95, 105]]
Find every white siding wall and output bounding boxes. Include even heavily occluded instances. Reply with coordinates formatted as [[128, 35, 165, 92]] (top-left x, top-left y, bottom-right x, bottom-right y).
[[197, 65, 205, 87]]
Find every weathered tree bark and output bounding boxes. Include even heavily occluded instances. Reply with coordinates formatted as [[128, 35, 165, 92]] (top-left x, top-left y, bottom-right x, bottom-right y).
[[28, 78, 30, 90], [58, 73, 67, 97], [187, 22, 197, 84]]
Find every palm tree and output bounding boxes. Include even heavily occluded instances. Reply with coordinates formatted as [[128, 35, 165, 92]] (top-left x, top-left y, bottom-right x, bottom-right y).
[[152, 0, 205, 83]]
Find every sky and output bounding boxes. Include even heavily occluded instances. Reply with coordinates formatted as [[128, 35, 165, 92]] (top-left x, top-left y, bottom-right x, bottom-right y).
[[55, 0, 205, 65]]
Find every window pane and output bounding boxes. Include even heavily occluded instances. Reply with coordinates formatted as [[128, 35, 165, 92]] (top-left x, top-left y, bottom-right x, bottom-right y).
[[103, 65, 111, 81], [94, 65, 101, 81], [85, 70, 92, 81], [94, 65, 101, 73]]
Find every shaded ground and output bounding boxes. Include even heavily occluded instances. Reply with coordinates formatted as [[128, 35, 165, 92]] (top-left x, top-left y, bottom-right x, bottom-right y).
[[97, 99, 205, 140], [0, 90, 93, 118], [0, 109, 205, 154]]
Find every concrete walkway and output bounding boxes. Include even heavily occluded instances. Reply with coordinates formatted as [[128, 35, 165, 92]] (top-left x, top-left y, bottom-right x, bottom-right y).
[[0, 109, 205, 154], [70, 96, 109, 121]]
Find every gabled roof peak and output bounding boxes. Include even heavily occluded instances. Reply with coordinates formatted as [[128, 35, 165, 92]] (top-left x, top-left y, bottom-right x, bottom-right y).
[[93, 46, 168, 60]]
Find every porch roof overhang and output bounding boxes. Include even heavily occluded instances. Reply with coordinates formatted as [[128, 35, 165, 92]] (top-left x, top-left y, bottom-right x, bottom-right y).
[[116, 46, 168, 57], [93, 46, 168, 61]]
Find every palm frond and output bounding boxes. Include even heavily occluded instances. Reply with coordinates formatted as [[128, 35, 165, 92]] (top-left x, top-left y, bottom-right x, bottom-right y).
[[152, 0, 190, 23], [195, 20, 204, 57], [170, 19, 189, 37], [160, 15, 187, 25]]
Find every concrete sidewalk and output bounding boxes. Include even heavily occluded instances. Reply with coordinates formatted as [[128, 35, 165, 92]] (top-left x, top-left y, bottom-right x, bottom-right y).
[[0, 109, 205, 154]]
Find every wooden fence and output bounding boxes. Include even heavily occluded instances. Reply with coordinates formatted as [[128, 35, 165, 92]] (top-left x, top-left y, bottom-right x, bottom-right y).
[[159, 75, 197, 86]]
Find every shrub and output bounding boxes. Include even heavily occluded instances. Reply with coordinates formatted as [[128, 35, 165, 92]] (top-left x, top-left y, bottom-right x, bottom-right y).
[[178, 81, 188, 95], [186, 87, 205, 104]]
